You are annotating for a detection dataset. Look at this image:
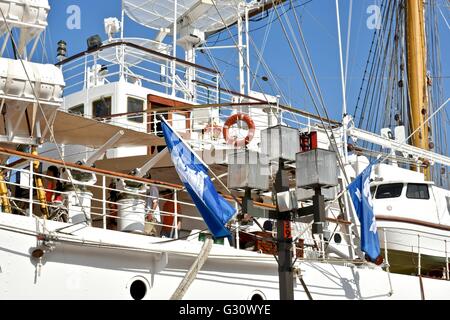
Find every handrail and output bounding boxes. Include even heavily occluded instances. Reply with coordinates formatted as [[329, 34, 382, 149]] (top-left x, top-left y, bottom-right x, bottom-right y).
[[55, 41, 219, 75], [193, 80, 342, 126], [0, 147, 182, 190], [377, 215, 450, 232]]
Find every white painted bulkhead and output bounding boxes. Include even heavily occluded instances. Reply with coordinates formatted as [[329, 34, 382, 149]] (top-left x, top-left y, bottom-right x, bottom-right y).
[[1, 213, 449, 300]]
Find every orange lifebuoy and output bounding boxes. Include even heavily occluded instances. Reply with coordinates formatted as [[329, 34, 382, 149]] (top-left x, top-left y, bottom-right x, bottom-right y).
[[223, 113, 256, 147], [204, 123, 222, 140]]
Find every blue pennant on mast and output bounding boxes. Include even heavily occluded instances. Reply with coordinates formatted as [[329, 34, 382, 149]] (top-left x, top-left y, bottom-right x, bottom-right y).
[[160, 117, 236, 239], [348, 165, 381, 262]]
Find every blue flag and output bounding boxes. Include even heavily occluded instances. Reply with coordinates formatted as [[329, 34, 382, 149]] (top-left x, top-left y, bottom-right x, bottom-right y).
[[348, 165, 381, 262], [161, 118, 236, 239]]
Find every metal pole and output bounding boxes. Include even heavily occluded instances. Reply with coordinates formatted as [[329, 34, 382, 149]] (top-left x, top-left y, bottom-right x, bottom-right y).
[[383, 228, 390, 268], [237, 8, 245, 98], [275, 158, 294, 300], [335, 0, 349, 163], [28, 160, 33, 217], [120, 9, 125, 81], [174, 191, 178, 239], [384, 228, 393, 295], [445, 240, 449, 280], [418, 234, 421, 276], [121, 8, 125, 39], [102, 176, 106, 230], [244, 4, 251, 95], [172, 0, 178, 97], [235, 202, 240, 250]]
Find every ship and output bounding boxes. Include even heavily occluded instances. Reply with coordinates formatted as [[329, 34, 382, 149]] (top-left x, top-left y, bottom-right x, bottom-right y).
[[0, 0, 449, 300]]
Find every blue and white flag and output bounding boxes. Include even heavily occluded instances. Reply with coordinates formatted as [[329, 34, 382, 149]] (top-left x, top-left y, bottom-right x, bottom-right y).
[[161, 118, 236, 239], [348, 165, 381, 262]]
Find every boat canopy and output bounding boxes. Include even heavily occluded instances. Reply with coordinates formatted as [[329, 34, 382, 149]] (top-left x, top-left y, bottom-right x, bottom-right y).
[[47, 111, 165, 148]]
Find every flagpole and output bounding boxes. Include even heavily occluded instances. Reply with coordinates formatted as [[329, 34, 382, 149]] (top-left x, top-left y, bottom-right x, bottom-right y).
[[158, 115, 279, 248]]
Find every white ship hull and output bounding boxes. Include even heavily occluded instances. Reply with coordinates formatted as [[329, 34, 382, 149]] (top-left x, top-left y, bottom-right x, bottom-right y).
[[1, 213, 449, 300]]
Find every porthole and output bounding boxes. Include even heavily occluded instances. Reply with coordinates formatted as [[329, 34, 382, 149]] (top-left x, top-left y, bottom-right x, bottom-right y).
[[251, 293, 264, 301], [334, 233, 342, 244], [128, 277, 150, 300], [248, 290, 266, 301]]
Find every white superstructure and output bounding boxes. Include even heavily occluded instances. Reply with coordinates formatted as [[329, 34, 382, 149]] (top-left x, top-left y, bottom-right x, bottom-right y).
[[0, 0, 449, 301]]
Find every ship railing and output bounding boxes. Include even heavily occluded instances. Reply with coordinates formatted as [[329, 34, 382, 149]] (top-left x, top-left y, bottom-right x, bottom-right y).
[[57, 42, 220, 104], [381, 227, 450, 280], [149, 103, 341, 153], [0, 153, 349, 254], [0, 159, 208, 241], [0, 151, 396, 266]]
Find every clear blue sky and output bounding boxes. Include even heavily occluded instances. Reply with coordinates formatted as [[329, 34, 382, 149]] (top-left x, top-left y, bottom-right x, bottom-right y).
[[44, 0, 449, 124]]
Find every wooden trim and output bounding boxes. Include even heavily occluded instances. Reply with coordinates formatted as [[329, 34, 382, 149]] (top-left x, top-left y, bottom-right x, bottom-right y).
[[148, 95, 194, 109], [149, 101, 268, 114], [377, 215, 450, 232], [0, 147, 183, 190]]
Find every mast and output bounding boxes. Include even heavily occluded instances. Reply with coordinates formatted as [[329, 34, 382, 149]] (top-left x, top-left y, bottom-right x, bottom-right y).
[[405, 0, 430, 179]]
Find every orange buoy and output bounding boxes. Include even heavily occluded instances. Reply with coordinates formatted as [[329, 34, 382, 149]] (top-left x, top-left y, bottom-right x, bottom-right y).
[[223, 114, 256, 147]]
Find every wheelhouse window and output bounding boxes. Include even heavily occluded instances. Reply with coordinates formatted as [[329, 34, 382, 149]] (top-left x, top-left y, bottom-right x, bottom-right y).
[[93, 97, 112, 120], [375, 183, 403, 199], [68, 104, 84, 116], [370, 186, 376, 198], [406, 184, 430, 200], [127, 97, 144, 123]]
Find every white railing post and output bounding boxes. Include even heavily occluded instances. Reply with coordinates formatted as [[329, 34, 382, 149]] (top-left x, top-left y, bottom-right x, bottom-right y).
[[320, 233, 325, 260], [384, 228, 394, 296], [171, 0, 178, 97], [234, 202, 240, 250], [84, 55, 88, 90], [418, 234, 421, 276], [215, 75, 220, 104], [383, 228, 389, 268], [153, 112, 157, 136], [174, 191, 178, 239], [102, 176, 106, 230], [445, 240, 449, 281], [293, 238, 297, 260], [28, 161, 33, 217]]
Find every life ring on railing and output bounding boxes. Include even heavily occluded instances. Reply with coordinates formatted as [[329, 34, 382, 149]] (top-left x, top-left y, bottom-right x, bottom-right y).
[[223, 114, 256, 147], [203, 123, 223, 140]]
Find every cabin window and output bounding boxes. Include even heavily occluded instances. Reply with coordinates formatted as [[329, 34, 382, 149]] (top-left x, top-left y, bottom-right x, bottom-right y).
[[93, 96, 112, 120], [68, 104, 84, 116], [406, 184, 430, 200], [127, 97, 144, 123], [370, 186, 376, 197], [375, 183, 403, 199]]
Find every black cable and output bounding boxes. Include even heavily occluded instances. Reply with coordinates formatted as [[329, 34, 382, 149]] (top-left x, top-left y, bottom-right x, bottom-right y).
[[206, 0, 314, 45]]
